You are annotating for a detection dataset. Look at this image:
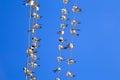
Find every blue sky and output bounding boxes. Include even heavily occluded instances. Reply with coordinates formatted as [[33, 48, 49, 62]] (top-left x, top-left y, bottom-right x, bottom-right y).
[[0, 0, 120, 80]]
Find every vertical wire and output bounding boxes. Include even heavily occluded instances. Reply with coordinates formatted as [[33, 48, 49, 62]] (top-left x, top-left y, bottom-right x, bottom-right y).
[[57, 0, 67, 79], [70, 0, 78, 78], [31, 0, 39, 78], [25, 5, 32, 80], [31, 5, 34, 78], [67, 0, 78, 79], [62, 2, 70, 80]]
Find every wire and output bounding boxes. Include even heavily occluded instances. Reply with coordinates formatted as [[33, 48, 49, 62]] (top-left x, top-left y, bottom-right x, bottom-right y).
[[25, 5, 32, 80]]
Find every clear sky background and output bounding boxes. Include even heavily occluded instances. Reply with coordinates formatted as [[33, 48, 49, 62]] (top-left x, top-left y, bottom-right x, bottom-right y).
[[0, 0, 120, 80]]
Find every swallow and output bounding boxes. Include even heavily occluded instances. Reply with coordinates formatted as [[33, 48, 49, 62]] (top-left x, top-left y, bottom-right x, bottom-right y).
[[30, 77, 36, 80], [58, 45, 67, 50], [34, 6, 39, 11], [63, 0, 70, 4], [26, 47, 35, 55], [28, 29, 36, 33], [59, 37, 67, 42], [33, 2, 39, 6], [25, 0, 34, 6], [61, 8, 69, 14], [72, 6, 82, 12], [33, 23, 42, 29], [66, 71, 75, 78], [71, 20, 80, 26], [31, 13, 42, 19], [60, 24, 68, 29], [53, 67, 61, 73], [67, 43, 74, 48], [32, 37, 41, 42], [29, 53, 40, 60], [67, 59, 76, 64], [23, 67, 33, 76], [33, 3, 39, 11], [55, 77, 60, 80], [57, 56, 64, 62], [60, 15, 69, 21], [29, 62, 40, 68], [32, 43, 39, 49], [26, 47, 34, 54], [70, 29, 80, 36], [57, 30, 64, 35]]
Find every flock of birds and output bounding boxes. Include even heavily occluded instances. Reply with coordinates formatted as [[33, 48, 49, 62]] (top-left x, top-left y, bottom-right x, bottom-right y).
[[23, 0, 41, 80], [55, 0, 82, 80], [23, 0, 81, 80]]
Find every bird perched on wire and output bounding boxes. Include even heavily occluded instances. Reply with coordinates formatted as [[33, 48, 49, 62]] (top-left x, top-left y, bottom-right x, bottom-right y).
[[23, 67, 33, 76], [57, 30, 64, 35], [70, 29, 80, 36], [29, 53, 40, 60], [58, 45, 68, 50], [33, 2, 39, 11], [63, 0, 70, 4], [32, 37, 41, 42], [26, 47, 35, 54], [67, 43, 74, 49], [61, 8, 69, 14], [32, 43, 39, 49], [60, 15, 69, 21], [29, 62, 40, 68], [28, 29, 36, 33], [71, 20, 80, 26], [30, 77, 36, 80], [33, 23, 42, 29], [60, 24, 68, 29], [25, 0, 35, 6], [72, 6, 82, 12], [59, 37, 67, 42], [55, 77, 60, 80], [66, 71, 75, 78], [31, 13, 42, 19], [67, 59, 76, 64], [57, 56, 65, 62], [53, 67, 61, 73]]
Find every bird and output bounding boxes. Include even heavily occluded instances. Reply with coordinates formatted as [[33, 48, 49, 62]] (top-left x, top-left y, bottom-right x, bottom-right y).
[[58, 45, 67, 50], [31, 13, 42, 19], [71, 20, 80, 26], [70, 29, 80, 36], [23, 67, 33, 76], [57, 56, 64, 62], [61, 8, 69, 14], [25, 0, 35, 6], [57, 30, 64, 35], [29, 53, 40, 60], [72, 6, 82, 12], [59, 37, 67, 42], [67, 43, 74, 49], [32, 43, 39, 49], [26, 47, 34, 54], [28, 29, 36, 33], [66, 71, 75, 78], [33, 23, 42, 29], [30, 77, 36, 80], [53, 67, 61, 73], [60, 24, 68, 29], [29, 62, 40, 68], [67, 59, 76, 64], [33, 2, 39, 11], [32, 37, 41, 42], [60, 15, 69, 21], [55, 77, 60, 80], [63, 0, 70, 4]]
